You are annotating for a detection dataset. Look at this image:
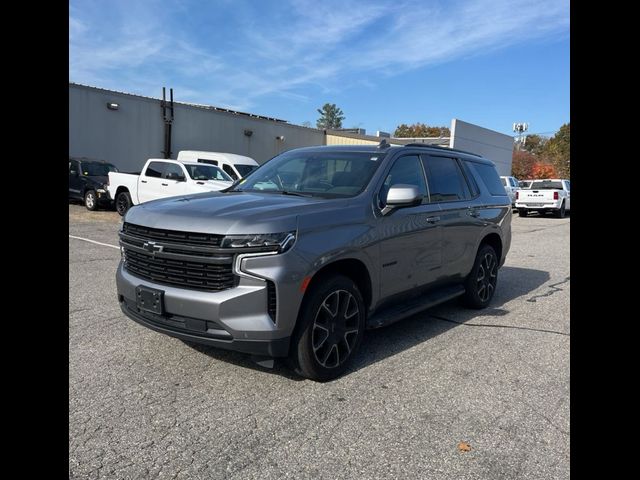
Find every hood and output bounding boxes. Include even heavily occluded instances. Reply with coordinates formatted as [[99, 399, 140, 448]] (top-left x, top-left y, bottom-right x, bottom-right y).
[[85, 175, 109, 186], [125, 191, 352, 235]]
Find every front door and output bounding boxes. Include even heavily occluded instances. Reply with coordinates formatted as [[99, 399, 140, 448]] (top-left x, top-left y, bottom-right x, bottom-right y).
[[158, 163, 189, 200], [69, 159, 82, 198], [377, 154, 442, 299]]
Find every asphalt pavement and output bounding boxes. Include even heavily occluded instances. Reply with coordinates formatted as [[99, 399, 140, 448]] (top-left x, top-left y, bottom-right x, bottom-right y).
[[69, 204, 570, 479]]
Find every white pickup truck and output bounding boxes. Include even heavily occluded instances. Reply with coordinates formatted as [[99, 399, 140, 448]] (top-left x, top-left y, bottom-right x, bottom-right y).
[[108, 158, 233, 215], [515, 179, 571, 218]]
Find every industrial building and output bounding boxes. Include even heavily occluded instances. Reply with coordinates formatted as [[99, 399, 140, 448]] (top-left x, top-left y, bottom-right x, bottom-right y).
[[69, 83, 513, 175]]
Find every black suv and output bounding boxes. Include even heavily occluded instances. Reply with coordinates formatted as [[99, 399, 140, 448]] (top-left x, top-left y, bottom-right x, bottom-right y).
[[69, 158, 119, 210]]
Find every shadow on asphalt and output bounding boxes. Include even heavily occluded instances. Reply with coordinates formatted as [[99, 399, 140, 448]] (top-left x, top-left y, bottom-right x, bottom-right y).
[[183, 266, 550, 381]]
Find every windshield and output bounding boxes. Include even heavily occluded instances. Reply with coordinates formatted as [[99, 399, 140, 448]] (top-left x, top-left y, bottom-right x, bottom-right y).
[[235, 150, 386, 198], [531, 180, 563, 190], [82, 163, 118, 176], [235, 164, 258, 177], [184, 164, 232, 182]]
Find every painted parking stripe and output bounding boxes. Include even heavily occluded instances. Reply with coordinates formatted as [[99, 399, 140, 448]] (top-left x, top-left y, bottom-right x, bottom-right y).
[[69, 235, 120, 250]]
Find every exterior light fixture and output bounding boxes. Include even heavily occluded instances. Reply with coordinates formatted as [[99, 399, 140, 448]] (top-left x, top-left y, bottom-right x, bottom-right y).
[[276, 135, 285, 141], [244, 129, 253, 137], [106, 102, 119, 110]]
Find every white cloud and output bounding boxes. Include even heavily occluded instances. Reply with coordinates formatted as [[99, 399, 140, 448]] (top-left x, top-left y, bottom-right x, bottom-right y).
[[69, 0, 569, 110]]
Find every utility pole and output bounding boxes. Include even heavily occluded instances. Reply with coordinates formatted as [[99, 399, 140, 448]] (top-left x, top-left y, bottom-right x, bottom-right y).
[[161, 87, 174, 158], [512, 122, 529, 150]]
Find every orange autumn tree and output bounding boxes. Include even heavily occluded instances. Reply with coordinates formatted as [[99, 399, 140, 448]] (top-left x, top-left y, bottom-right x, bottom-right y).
[[531, 162, 557, 179]]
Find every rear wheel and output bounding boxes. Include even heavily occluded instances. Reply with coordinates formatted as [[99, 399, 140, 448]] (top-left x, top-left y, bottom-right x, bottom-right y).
[[518, 208, 528, 217], [462, 244, 498, 309], [554, 201, 566, 218], [116, 191, 132, 216], [84, 190, 97, 211], [290, 275, 365, 381]]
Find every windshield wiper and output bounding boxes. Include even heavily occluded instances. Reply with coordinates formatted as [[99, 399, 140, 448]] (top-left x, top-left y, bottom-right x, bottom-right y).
[[279, 190, 313, 197]]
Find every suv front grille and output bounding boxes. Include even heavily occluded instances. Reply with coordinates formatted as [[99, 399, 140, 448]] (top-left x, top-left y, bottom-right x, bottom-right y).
[[123, 249, 235, 292], [123, 222, 223, 247], [121, 223, 235, 292]]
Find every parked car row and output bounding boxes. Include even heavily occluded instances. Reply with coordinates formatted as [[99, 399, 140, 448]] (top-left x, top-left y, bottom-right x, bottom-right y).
[[69, 151, 259, 213]]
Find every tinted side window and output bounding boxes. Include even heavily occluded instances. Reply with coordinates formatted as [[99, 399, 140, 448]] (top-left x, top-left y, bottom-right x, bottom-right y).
[[163, 163, 185, 179], [422, 156, 468, 202], [460, 160, 480, 197], [565, 180, 570, 191], [223, 164, 239, 180], [472, 163, 507, 196], [510, 177, 518, 187], [379, 155, 428, 206], [145, 161, 165, 178]]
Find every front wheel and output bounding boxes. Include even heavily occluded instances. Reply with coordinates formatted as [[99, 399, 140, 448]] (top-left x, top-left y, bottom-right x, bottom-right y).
[[290, 275, 366, 381], [116, 191, 132, 216], [84, 191, 97, 211], [462, 244, 499, 309]]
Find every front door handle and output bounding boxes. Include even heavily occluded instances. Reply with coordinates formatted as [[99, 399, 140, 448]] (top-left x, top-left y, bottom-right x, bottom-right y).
[[161, 183, 168, 186], [426, 216, 440, 223], [467, 209, 480, 218], [140, 180, 147, 183]]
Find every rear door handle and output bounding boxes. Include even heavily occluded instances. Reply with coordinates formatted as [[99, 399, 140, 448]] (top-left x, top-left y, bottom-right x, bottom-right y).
[[426, 216, 440, 223], [141, 180, 147, 183], [468, 209, 480, 218]]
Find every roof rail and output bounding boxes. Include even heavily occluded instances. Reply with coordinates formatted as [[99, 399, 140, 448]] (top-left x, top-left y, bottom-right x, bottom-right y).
[[403, 143, 483, 158]]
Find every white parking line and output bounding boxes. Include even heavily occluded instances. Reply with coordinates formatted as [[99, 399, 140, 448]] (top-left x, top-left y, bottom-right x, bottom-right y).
[[69, 235, 120, 250]]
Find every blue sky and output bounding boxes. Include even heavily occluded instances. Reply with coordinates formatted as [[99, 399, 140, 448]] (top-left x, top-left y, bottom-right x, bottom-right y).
[[69, 0, 569, 137]]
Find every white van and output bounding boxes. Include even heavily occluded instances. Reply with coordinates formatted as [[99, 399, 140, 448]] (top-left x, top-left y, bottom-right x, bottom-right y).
[[177, 151, 259, 181]]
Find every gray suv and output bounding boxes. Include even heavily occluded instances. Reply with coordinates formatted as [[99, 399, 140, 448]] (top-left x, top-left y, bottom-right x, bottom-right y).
[[117, 143, 511, 381]]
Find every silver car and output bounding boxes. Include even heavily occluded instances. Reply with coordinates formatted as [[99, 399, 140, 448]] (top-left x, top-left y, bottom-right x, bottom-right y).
[[117, 143, 512, 381]]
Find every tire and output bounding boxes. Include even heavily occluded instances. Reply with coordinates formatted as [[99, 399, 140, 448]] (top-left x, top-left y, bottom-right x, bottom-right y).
[[116, 191, 132, 216], [554, 201, 566, 218], [518, 208, 528, 217], [462, 244, 499, 309], [289, 275, 366, 381], [84, 190, 98, 211]]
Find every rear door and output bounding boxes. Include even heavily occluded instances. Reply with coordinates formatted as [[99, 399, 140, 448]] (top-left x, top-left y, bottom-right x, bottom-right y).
[[138, 161, 166, 203], [421, 155, 485, 281], [377, 154, 442, 299]]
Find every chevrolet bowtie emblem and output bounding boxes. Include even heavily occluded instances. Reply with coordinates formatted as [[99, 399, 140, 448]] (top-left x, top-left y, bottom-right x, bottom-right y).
[[142, 241, 163, 254]]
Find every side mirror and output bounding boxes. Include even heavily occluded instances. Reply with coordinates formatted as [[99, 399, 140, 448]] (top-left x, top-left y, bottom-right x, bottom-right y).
[[166, 172, 186, 181], [70, 170, 78, 177], [381, 184, 422, 215]]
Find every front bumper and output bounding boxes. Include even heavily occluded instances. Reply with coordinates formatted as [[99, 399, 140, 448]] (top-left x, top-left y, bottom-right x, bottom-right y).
[[116, 249, 307, 356], [119, 298, 290, 356], [96, 189, 112, 203]]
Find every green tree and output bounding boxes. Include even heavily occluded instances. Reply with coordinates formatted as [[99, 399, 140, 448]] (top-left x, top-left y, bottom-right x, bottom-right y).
[[316, 103, 345, 129], [393, 122, 450, 137], [522, 134, 548, 156], [543, 123, 570, 178]]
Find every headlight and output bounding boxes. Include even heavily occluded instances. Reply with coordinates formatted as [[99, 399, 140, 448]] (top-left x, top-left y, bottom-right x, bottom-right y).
[[97, 188, 106, 193], [221, 232, 296, 252]]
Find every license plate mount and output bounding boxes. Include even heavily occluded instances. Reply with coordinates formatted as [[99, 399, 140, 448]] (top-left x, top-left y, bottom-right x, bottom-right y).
[[136, 285, 164, 315]]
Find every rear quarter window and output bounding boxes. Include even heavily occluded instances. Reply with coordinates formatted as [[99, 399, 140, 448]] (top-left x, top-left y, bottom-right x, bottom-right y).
[[471, 163, 508, 196]]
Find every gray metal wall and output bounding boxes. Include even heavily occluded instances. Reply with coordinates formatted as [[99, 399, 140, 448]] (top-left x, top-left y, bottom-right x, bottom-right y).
[[69, 84, 325, 172], [450, 119, 513, 176]]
